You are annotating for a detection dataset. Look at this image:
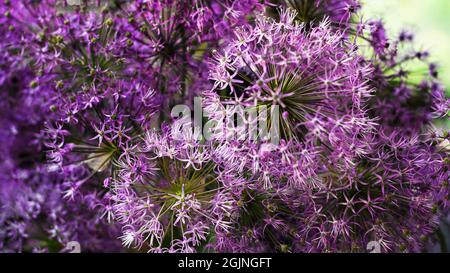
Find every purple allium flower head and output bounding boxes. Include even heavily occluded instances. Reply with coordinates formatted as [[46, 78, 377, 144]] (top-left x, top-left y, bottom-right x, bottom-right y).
[[114, 0, 264, 114], [205, 8, 375, 175], [208, 8, 373, 139], [108, 125, 233, 252], [284, 129, 449, 252]]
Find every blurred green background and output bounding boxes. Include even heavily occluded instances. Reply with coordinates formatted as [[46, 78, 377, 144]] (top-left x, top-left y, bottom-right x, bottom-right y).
[[363, 0, 450, 128]]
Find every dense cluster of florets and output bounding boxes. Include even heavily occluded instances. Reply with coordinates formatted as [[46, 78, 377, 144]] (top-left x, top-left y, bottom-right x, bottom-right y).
[[0, 0, 449, 253]]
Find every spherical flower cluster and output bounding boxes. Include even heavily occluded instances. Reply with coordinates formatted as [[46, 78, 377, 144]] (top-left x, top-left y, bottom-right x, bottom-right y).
[[207, 9, 374, 161], [288, 130, 448, 252], [0, 0, 448, 253], [109, 125, 233, 252]]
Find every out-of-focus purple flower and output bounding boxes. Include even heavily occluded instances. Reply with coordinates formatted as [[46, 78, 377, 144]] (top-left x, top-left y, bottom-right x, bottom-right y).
[[363, 21, 449, 134]]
